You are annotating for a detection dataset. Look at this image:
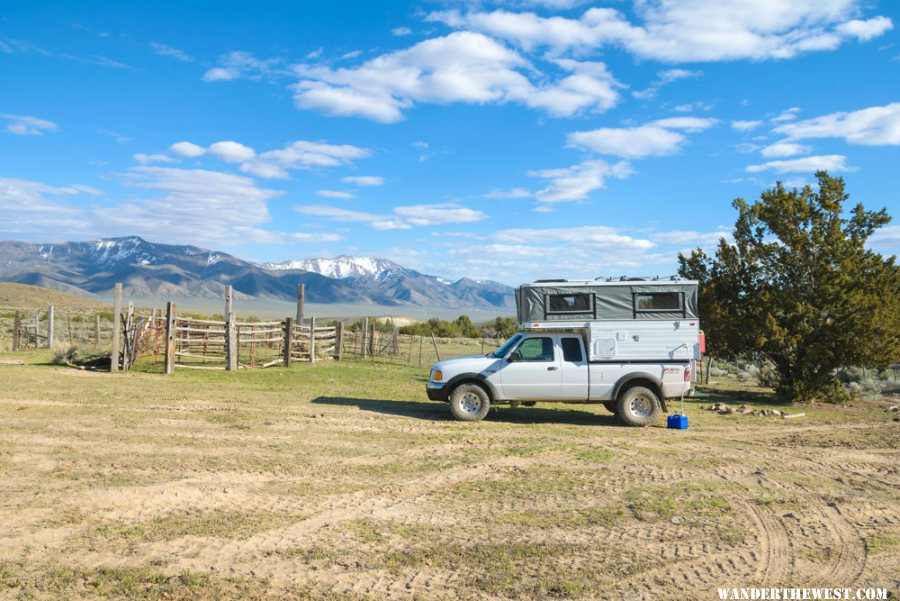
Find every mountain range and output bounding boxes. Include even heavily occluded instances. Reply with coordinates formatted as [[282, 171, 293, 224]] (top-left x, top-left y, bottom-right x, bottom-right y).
[[0, 237, 515, 310]]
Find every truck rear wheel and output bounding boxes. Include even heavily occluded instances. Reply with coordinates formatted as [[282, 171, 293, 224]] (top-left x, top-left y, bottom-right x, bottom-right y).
[[449, 383, 491, 422], [616, 386, 660, 427]]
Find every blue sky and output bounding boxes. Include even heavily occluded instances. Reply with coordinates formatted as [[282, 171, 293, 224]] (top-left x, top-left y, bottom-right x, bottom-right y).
[[2, 0, 899, 285]]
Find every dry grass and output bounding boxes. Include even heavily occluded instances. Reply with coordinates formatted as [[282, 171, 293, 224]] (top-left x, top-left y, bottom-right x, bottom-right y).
[[0, 282, 109, 311], [0, 349, 898, 600]]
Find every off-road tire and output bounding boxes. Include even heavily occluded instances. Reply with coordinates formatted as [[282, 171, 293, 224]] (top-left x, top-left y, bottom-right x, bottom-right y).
[[449, 383, 491, 422], [602, 401, 618, 415], [616, 385, 660, 427]]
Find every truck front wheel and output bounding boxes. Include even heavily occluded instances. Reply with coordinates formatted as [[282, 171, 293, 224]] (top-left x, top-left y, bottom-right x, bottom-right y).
[[449, 383, 491, 422], [616, 386, 660, 427]]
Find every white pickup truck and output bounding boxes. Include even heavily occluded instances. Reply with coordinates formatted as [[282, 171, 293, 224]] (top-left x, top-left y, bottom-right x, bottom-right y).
[[425, 278, 701, 427]]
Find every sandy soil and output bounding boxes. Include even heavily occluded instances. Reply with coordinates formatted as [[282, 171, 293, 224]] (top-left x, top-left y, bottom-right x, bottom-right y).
[[0, 359, 897, 600]]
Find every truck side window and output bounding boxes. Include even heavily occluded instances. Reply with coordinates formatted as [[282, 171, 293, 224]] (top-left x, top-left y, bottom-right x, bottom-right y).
[[561, 337, 583, 362], [514, 337, 554, 362]]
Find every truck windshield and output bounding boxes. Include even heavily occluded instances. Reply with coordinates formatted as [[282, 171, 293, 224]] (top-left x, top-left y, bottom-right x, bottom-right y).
[[489, 334, 523, 358]]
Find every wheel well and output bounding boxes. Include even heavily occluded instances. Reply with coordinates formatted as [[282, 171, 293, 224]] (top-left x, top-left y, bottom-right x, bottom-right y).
[[617, 378, 662, 402], [450, 378, 493, 402]]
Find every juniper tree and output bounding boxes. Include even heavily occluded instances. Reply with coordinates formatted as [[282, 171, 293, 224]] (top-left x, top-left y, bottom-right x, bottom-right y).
[[679, 172, 900, 402]]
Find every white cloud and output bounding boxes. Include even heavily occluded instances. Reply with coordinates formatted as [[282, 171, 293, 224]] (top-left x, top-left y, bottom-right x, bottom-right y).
[[428, 1, 892, 62], [774, 102, 900, 146], [567, 117, 718, 158], [770, 107, 801, 123], [169, 141, 206, 157], [392, 27, 412, 36], [296, 202, 486, 229], [202, 51, 283, 82], [483, 187, 533, 199], [529, 159, 633, 202], [869, 225, 900, 249], [341, 175, 384, 187], [97, 128, 130, 143], [150, 42, 192, 62], [652, 230, 731, 245], [759, 141, 812, 157], [0, 178, 95, 238], [632, 68, 701, 100], [208, 141, 255, 163], [732, 120, 763, 131], [746, 154, 850, 173], [495, 225, 654, 250], [291, 31, 621, 122], [133, 153, 176, 164], [1, 114, 57, 136], [316, 190, 355, 199], [836, 16, 893, 41], [241, 140, 370, 179], [100, 166, 288, 245]]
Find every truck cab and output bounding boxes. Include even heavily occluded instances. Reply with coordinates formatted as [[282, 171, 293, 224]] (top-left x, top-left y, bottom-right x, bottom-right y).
[[425, 278, 700, 427]]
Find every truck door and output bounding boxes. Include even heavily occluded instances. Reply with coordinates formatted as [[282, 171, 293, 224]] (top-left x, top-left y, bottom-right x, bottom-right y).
[[559, 336, 589, 400], [498, 335, 561, 400]]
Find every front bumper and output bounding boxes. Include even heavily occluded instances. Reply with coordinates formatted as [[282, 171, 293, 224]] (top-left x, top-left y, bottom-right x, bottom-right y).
[[426, 381, 450, 402]]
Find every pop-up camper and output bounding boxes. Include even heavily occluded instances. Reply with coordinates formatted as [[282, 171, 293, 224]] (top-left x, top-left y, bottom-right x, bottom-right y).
[[425, 277, 702, 427]]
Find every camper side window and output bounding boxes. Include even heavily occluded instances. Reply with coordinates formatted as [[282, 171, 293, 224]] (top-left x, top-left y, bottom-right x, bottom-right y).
[[546, 293, 592, 314], [635, 292, 682, 311]]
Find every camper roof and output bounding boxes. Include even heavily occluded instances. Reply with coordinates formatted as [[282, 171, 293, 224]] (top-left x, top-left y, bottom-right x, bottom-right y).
[[515, 278, 699, 322], [519, 278, 698, 289]]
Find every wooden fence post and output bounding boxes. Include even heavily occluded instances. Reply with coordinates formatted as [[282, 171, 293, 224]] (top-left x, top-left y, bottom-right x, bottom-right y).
[[418, 335, 423, 368], [370, 323, 377, 361], [111, 283, 122, 372], [94, 314, 101, 346], [431, 332, 442, 362], [408, 334, 414, 365], [361, 317, 368, 359], [12, 310, 20, 352], [296, 284, 305, 324], [47, 305, 55, 348], [309, 316, 316, 363], [164, 302, 176, 374], [225, 285, 237, 371], [335, 321, 344, 361], [123, 302, 135, 370], [283, 317, 293, 367]]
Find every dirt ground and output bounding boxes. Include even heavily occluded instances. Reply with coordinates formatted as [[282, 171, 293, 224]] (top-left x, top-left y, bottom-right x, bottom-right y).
[[0, 352, 898, 600]]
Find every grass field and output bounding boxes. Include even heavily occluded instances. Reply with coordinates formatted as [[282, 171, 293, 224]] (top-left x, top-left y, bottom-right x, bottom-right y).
[[0, 350, 898, 600]]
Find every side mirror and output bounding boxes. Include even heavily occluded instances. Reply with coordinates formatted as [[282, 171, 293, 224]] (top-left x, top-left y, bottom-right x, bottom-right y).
[[507, 351, 521, 363]]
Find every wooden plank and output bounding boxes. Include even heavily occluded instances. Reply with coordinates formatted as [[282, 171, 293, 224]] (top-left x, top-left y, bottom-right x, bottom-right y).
[[164, 301, 176, 375], [283, 317, 293, 367], [335, 321, 344, 361], [175, 364, 226, 371], [309, 316, 316, 363], [111, 283, 122, 372], [47, 305, 54, 348], [296, 283, 305, 324], [225, 285, 236, 372], [361, 317, 368, 359]]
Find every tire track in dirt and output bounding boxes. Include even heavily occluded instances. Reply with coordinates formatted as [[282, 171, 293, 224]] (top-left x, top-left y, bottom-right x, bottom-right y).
[[82, 455, 544, 597]]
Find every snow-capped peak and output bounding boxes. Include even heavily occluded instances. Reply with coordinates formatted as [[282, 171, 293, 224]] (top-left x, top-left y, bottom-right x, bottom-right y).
[[261, 255, 402, 280]]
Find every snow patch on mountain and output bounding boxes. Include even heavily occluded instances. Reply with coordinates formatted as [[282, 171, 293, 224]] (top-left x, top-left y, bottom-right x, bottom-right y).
[[261, 255, 403, 280]]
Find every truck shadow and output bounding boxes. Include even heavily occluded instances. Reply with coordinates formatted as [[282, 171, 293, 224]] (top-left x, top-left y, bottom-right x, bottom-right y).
[[311, 396, 625, 426]]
